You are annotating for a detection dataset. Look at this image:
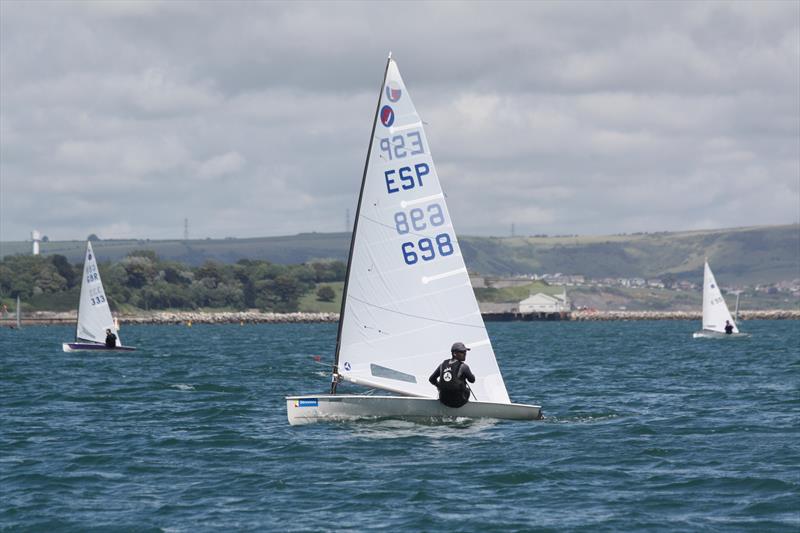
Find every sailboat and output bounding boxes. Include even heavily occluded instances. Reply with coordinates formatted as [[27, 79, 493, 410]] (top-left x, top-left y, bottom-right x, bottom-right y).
[[286, 55, 542, 424], [692, 261, 748, 338], [62, 241, 135, 352]]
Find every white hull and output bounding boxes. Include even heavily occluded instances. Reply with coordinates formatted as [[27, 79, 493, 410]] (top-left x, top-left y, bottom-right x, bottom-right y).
[[286, 394, 542, 425], [62, 342, 137, 352], [692, 330, 750, 339]]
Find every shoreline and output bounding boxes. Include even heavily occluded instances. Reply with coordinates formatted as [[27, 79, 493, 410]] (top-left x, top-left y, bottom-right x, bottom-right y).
[[2, 309, 798, 326]]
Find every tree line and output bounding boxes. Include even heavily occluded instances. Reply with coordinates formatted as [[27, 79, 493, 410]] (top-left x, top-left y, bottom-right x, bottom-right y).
[[0, 251, 346, 312]]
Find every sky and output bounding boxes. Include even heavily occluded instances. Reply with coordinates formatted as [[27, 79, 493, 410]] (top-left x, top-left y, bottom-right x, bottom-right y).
[[1, 0, 798, 242]]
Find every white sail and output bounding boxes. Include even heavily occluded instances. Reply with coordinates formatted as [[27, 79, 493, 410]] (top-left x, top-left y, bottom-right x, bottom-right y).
[[335, 58, 510, 404], [75, 241, 121, 345], [701, 261, 738, 333]]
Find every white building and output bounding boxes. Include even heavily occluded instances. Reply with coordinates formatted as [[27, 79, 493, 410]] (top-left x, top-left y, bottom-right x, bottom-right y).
[[31, 230, 41, 255], [519, 291, 571, 313]]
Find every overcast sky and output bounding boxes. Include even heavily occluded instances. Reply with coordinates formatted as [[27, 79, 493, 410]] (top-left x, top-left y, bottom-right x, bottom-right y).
[[1, 0, 798, 242]]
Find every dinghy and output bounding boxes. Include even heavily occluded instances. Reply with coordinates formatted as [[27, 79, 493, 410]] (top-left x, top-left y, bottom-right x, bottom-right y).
[[287, 55, 542, 425], [62, 241, 135, 352], [692, 261, 748, 339]]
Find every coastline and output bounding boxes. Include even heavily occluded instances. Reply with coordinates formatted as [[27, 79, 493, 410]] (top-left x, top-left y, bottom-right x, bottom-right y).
[[3, 309, 798, 326]]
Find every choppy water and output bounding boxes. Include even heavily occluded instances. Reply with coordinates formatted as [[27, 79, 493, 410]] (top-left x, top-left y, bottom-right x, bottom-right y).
[[1, 320, 798, 531]]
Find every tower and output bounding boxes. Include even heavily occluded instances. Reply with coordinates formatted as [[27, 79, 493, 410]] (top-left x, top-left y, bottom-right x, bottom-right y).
[[31, 230, 41, 255], [345, 209, 351, 232], [184, 218, 189, 241]]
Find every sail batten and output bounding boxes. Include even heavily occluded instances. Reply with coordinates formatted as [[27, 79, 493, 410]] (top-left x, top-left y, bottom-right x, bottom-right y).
[[335, 57, 510, 404]]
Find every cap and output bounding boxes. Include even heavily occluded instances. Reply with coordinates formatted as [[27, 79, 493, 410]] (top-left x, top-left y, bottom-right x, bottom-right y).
[[451, 342, 470, 352]]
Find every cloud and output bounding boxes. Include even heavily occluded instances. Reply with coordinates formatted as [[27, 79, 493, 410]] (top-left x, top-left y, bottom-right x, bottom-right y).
[[197, 151, 246, 180], [1, 0, 798, 242]]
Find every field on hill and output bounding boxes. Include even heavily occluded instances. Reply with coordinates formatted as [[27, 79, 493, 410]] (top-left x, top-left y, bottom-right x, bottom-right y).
[[459, 224, 799, 285], [0, 233, 351, 268]]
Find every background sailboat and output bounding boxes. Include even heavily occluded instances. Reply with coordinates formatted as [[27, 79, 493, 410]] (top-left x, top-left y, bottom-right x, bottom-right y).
[[693, 261, 748, 338], [62, 241, 135, 352], [286, 55, 541, 424]]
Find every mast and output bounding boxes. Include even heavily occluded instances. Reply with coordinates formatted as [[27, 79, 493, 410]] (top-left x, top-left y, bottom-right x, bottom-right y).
[[15, 295, 20, 329], [734, 291, 740, 322], [75, 241, 88, 341], [331, 54, 394, 394]]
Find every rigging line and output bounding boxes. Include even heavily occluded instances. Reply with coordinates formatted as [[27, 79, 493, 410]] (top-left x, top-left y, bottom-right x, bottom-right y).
[[469, 385, 478, 401], [348, 294, 485, 329]]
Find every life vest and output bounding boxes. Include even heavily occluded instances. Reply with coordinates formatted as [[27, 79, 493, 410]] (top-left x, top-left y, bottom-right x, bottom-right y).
[[438, 359, 469, 408]]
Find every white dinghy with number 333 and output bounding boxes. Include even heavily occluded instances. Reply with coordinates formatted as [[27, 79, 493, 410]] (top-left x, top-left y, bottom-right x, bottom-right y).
[[62, 241, 136, 353], [286, 55, 542, 425]]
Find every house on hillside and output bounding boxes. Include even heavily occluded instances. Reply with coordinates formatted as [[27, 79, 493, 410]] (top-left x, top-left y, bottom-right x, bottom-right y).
[[519, 290, 571, 313]]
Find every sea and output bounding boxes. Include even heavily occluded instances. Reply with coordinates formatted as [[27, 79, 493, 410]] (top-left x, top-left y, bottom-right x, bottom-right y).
[[1, 320, 798, 532]]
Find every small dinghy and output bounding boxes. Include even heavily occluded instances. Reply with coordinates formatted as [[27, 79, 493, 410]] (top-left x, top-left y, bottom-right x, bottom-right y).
[[62, 241, 136, 352], [693, 261, 749, 339], [287, 55, 541, 425]]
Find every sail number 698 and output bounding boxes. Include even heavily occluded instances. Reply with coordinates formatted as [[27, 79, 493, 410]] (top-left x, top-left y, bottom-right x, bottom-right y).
[[402, 233, 454, 265]]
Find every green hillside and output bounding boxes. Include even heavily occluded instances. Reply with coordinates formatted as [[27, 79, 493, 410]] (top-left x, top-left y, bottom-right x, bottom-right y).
[[1, 224, 797, 285], [0, 233, 351, 267], [298, 282, 344, 313], [460, 225, 799, 285]]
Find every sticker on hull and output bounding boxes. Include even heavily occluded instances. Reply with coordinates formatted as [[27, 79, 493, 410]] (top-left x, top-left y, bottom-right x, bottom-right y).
[[295, 399, 319, 407]]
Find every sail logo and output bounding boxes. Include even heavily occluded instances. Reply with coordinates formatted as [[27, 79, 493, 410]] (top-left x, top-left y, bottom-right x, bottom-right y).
[[385, 83, 402, 102], [344, 361, 351, 371], [88, 253, 92, 260], [380, 105, 395, 127]]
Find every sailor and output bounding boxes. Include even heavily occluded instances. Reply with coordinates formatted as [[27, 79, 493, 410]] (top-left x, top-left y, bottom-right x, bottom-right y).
[[105, 328, 117, 348], [429, 342, 476, 408], [724, 320, 734, 335]]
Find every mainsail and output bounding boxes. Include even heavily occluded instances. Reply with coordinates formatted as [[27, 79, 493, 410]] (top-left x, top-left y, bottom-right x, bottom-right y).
[[701, 261, 738, 333], [333, 57, 510, 404], [75, 241, 121, 345]]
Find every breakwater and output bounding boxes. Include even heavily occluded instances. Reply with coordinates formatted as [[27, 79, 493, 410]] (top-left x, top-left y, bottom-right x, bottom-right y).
[[2, 309, 798, 326], [570, 309, 800, 321], [2, 310, 338, 326]]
